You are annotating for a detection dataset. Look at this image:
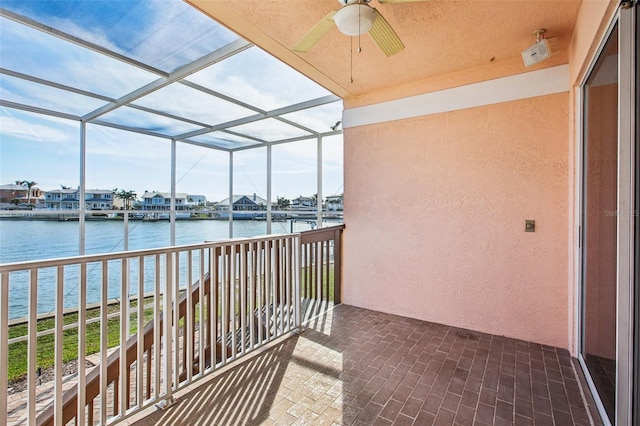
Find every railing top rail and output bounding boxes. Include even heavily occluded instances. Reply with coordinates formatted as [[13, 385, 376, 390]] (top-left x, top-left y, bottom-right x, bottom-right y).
[[300, 224, 345, 243], [0, 232, 301, 273]]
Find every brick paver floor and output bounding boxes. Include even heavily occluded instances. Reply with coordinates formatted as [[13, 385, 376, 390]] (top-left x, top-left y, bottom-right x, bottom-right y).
[[127, 304, 602, 426]]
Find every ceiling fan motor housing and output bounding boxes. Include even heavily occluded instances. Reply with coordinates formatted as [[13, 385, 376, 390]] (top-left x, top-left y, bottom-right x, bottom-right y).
[[338, 0, 372, 5]]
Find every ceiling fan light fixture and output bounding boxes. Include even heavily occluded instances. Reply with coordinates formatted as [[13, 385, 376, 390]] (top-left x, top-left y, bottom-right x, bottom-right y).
[[333, 4, 377, 36]]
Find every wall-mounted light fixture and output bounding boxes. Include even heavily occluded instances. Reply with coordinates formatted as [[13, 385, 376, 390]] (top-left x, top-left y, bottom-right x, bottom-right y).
[[521, 29, 559, 68], [333, 3, 377, 36]]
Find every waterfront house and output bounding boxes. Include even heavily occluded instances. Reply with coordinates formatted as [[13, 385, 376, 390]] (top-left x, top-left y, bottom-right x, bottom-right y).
[[291, 195, 315, 209], [44, 188, 79, 210], [217, 194, 269, 212], [0, 183, 43, 208], [325, 194, 343, 212], [1, 1, 638, 425], [44, 188, 114, 210], [140, 191, 189, 211], [187, 194, 207, 208], [85, 189, 114, 210]]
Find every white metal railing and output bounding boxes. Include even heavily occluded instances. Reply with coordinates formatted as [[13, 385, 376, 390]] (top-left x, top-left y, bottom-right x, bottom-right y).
[[0, 233, 301, 425]]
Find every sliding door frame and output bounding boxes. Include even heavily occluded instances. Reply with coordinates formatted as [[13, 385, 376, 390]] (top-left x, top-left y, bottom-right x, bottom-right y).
[[577, 2, 637, 425]]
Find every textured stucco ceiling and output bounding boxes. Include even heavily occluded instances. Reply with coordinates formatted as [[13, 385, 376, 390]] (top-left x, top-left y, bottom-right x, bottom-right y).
[[186, 0, 582, 100]]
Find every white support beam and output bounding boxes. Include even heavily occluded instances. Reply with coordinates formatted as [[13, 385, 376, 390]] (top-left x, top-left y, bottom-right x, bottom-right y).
[[219, 129, 267, 144], [0, 67, 114, 102], [90, 119, 174, 139], [82, 38, 252, 121], [170, 140, 177, 246], [317, 136, 323, 229], [0, 100, 81, 121], [79, 122, 86, 255], [176, 113, 265, 140], [228, 151, 234, 238], [174, 95, 340, 141], [267, 95, 340, 116], [230, 130, 343, 152], [267, 144, 272, 234], [179, 80, 267, 114], [180, 138, 233, 153]]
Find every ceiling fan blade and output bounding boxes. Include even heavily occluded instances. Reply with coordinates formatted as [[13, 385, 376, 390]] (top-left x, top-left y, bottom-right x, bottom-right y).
[[293, 11, 337, 52], [378, 0, 429, 3], [369, 9, 405, 57]]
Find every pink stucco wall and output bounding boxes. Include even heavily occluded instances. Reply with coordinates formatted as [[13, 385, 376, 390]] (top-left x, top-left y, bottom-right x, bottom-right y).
[[343, 93, 570, 349]]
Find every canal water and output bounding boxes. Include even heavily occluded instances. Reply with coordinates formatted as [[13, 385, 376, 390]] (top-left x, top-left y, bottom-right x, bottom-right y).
[[0, 219, 314, 319]]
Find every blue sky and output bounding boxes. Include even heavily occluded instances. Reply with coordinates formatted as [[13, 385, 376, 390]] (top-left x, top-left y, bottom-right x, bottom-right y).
[[0, 0, 344, 202]]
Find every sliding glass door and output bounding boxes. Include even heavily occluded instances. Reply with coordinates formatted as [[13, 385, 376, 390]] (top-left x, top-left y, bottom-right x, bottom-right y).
[[581, 22, 619, 424], [580, 3, 637, 425]]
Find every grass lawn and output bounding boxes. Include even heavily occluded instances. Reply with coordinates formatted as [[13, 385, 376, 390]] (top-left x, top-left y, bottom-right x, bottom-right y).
[[6, 264, 336, 384], [7, 298, 155, 383]]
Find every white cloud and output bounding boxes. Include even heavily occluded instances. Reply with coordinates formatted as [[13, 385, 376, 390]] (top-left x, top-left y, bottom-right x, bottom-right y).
[[0, 113, 73, 143]]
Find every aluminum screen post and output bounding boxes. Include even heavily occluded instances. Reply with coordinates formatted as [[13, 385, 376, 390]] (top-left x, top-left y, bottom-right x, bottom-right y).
[[79, 121, 86, 255], [229, 151, 234, 239], [170, 139, 176, 246], [267, 144, 272, 234], [316, 136, 323, 229]]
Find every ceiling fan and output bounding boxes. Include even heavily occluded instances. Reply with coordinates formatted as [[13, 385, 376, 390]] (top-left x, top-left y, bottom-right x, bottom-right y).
[[293, 0, 427, 57]]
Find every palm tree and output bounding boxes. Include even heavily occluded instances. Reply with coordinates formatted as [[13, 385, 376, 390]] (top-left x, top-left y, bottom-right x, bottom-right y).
[[21, 180, 37, 205], [114, 188, 137, 210], [276, 196, 290, 209]]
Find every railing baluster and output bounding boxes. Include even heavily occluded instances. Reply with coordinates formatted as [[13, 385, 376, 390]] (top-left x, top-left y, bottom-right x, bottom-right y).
[[173, 252, 180, 389], [285, 237, 292, 331], [99, 261, 108, 425], [257, 241, 263, 345], [198, 248, 205, 377], [265, 241, 272, 343], [239, 243, 247, 354], [119, 259, 128, 416], [137, 256, 144, 407], [186, 250, 193, 383], [27, 269, 37, 425], [198, 249, 204, 377], [77, 263, 87, 426], [56, 266, 65, 425], [210, 247, 218, 370], [278, 238, 284, 336], [221, 246, 228, 365], [230, 244, 237, 359], [249, 242, 256, 350], [0, 273, 9, 426], [308, 242, 312, 300], [294, 236, 301, 330], [163, 252, 173, 402], [334, 228, 342, 304], [153, 254, 161, 400], [315, 241, 321, 306], [325, 240, 330, 302]]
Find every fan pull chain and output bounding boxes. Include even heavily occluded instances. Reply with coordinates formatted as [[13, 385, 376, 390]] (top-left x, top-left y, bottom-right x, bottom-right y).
[[350, 36, 354, 83], [358, 4, 362, 53]]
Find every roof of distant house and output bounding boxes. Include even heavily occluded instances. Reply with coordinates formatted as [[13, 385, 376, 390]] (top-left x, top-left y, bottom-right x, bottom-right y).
[[217, 194, 269, 206], [45, 188, 79, 194], [0, 184, 28, 190], [141, 191, 189, 199]]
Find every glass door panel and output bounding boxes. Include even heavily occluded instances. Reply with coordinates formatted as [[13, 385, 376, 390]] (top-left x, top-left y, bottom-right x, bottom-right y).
[[581, 24, 619, 424]]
